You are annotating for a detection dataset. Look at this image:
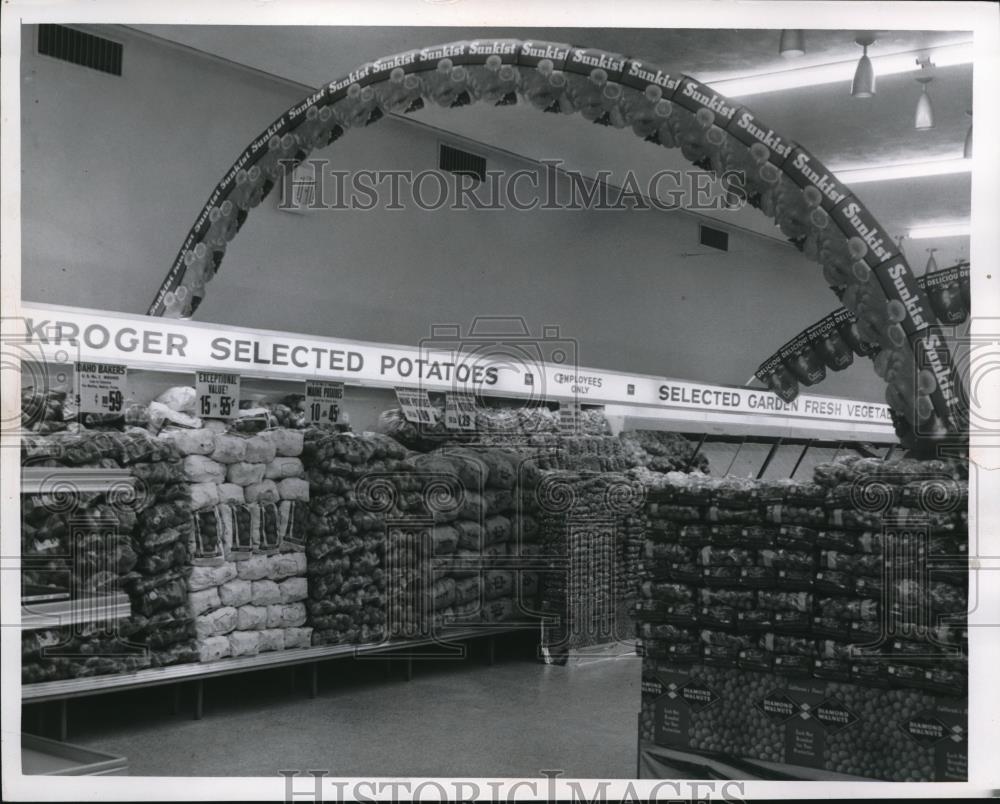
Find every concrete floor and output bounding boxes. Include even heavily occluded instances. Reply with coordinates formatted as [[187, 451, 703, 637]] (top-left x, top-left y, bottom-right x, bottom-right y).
[[55, 635, 641, 778]]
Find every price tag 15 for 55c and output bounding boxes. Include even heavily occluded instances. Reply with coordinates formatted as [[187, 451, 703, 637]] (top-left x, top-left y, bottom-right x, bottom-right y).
[[195, 371, 240, 419], [395, 387, 436, 425], [75, 362, 127, 415], [305, 380, 344, 424]]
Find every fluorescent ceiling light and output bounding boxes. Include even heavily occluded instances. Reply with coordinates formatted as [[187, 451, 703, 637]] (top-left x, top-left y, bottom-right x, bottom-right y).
[[908, 222, 970, 239], [705, 41, 972, 97], [832, 157, 971, 184]]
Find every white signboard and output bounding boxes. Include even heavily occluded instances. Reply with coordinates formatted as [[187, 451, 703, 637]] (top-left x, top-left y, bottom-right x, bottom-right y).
[[395, 387, 436, 425], [195, 370, 240, 419], [11, 303, 895, 437], [305, 380, 343, 425], [75, 362, 127, 415]]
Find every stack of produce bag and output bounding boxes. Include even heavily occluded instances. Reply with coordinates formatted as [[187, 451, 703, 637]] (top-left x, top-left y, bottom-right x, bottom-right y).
[[303, 431, 410, 646], [528, 470, 645, 662], [620, 430, 710, 474], [387, 446, 539, 637], [162, 424, 312, 661], [20, 429, 198, 681], [634, 456, 967, 781]]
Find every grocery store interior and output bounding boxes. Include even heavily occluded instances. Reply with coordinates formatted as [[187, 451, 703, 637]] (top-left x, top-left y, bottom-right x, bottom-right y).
[[15, 22, 974, 782]]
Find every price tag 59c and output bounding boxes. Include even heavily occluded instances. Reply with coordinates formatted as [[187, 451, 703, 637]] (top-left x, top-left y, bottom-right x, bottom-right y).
[[75, 362, 127, 415], [195, 371, 241, 419]]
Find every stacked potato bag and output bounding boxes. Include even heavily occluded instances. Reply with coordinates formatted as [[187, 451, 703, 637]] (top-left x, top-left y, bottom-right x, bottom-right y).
[[530, 470, 645, 661], [388, 447, 535, 636], [302, 431, 410, 646], [620, 430, 709, 474], [20, 430, 197, 680], [161, 425, 312, 661], [634, 456, 967, 780]]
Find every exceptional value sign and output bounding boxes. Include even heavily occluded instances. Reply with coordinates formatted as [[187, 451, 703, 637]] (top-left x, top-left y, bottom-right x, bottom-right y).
[[195, 370, 240, 419], [13, 303, 895, 435], [75, 362, 127, 415]]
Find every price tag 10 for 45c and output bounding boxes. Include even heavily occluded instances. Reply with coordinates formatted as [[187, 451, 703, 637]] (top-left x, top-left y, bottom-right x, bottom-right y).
[[395, 387, 436, 425], [75, 362, 127, 415], [195, 371, 240, 419], [305, 380, 344, 425]]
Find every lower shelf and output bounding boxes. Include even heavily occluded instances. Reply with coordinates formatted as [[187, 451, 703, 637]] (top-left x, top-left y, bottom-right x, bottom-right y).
[[22, 624, 534, 703], [21, 734, 128, 776]]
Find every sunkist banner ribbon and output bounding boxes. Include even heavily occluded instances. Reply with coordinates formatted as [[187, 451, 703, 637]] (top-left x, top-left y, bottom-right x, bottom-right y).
[[142, 39, 963, 434]]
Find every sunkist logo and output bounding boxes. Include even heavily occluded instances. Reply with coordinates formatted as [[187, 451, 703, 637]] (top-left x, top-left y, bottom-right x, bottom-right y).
[[468, 40, 517, 56], [790, 152, 846, 205], [735, 112, 793, 158], [681, 80, 734, 118], [626, 60, 681, 91], [419, 43, 468, 61], [521, 42, 569, 61], [838, 200, 892, 261], [886, 262, 930, 330], [571, 49, 624, 73]]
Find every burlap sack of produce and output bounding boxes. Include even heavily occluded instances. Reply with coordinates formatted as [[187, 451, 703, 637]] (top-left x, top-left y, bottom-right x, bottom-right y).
[[211, 434, 247, 464], [188, 563, 237, 592], [429, 523, 459, 555], [483, 542, 508, 560], [283, 626, 313, 649], [453, 576, 481, 606], [156, 386, 197, 412], [217, 483, 245, 504], [454, 520, 484, 551], [479, 449, 516, 490], [265, 457, 304, 480], [190, 482, 221, 511], [246, 480, 280, 504], [195, 606, 238, 639], [236, 555, 271, 581], [267, 602, 307, 628], [278, 477, 309, 501], [450, 549, 479, 578], [218, 578, 253, 608], [258, 628, 286, 652], [518, 571, 540, 600], [244, 433, 277, 464], [484, 489, 514, 515], [452, 599, 481, 623], [236, 604, 268, 631], [270, 429, 304, 457], [197, 635, 231, 663], [519, 514, 540, 541], [268, 552, 307, 580], [227, 461, 265, 487], [250, 579, 282, 605], [457, 491, 487, 523], [183, 455, 226, 484], [278, 577, 308, 603], [159, 428, 215, 456], [204, 420, 228, 434], [189, 587, 222, 616], [229, 630, 261, 657], [482, 596, 514, 623], [484, 570, 514, 601], [484, 515, 512, 545], [418, 577, 456, 612]]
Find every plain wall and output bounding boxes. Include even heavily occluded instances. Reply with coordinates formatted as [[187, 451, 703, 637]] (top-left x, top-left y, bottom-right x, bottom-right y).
[[20, 24, 889, 406]]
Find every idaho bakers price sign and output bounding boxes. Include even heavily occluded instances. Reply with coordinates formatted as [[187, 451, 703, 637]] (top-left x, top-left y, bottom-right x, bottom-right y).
[[11, 303, 892, 433]]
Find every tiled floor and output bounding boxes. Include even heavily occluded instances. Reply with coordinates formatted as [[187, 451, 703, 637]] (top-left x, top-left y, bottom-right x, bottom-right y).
[[47, 635, 641, 778]]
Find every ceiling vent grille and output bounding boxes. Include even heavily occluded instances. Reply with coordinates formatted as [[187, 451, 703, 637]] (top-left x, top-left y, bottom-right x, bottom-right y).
[[37, 25, 123, 76], [699, 224, 730, 252], [439, 144, 486, 183]]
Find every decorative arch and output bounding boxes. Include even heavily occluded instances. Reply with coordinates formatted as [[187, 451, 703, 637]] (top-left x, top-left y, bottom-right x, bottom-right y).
[[146, 38, 961, 435]]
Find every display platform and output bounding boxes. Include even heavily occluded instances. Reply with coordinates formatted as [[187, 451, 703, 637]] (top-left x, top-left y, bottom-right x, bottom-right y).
[[21, 734, 128, 776]]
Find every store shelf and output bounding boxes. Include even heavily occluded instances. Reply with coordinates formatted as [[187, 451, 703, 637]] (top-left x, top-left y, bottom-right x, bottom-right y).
[[21, 593, 131, 631], [21, 734, 128, 776], [21, 467, 135, 495], [21, 624, 532, 703]]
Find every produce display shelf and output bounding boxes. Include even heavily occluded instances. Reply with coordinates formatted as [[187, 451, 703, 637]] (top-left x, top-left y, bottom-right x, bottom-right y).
[[21, 467, 135, 495], [21, 734, 128, 776], [21, 593, 131, 631], [22, 624, 531, 704], [637, 740, 870, 782]]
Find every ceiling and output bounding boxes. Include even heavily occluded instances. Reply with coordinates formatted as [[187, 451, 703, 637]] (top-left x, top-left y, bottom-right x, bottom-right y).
[[129, 25, 973, 265]]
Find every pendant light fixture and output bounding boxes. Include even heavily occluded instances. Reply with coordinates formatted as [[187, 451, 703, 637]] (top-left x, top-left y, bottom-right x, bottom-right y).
[[851, 34, 877, 97], [924, 247, 939, 276], [964, 110, 973, 158], [914, 57, 934, 130], [779, 30, 805, 58]]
